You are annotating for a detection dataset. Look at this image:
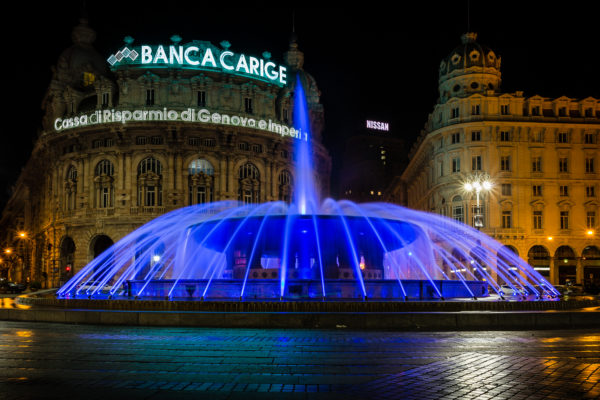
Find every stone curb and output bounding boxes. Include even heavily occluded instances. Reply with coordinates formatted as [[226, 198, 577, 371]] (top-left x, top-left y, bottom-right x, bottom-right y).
[[1, 307, 600, 330]]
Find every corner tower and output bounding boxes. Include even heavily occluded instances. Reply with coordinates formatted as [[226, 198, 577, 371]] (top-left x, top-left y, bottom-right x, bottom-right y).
[[438, 32, 501, 104]]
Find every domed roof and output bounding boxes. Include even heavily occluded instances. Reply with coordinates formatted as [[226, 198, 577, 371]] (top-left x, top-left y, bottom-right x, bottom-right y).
[[55, 18, 108, 86], [439, 33, 500, 78]]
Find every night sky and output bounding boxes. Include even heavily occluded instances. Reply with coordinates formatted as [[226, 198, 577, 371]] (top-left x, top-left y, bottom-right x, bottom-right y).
[[1, 2, 599, 208]]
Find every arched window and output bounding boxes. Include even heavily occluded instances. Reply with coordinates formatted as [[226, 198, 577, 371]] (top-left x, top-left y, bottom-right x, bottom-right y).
[[278, 170, 292, 203], [451, 195, 464, 223], [188, 159, 214, 205], [137, 157, 162, 207], [238, 163, 260, 205], [94, 160, 114, 208], [65, 166, 78, 211]]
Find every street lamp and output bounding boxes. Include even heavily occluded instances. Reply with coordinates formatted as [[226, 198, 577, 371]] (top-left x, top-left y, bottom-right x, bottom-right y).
[[464, 176, 493, 229]]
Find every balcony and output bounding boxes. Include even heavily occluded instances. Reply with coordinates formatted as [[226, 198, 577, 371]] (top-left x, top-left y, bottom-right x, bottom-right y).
[[130, 206, 166, 215]]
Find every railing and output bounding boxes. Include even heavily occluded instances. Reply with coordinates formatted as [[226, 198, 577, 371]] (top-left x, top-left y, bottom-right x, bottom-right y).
[[130, 206, 166, 215]]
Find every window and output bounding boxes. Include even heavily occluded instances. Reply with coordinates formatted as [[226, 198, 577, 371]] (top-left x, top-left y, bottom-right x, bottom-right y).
[[500, 156, 511, 171], [65, 166, 78, 211], [281, 149, 289, 159], [500, 131, 511, 141], [533, 211, 543, 229], [203, 138, 216, 147], [82, 72, 95, 87], [92, 139, 104, 149], [501, 183, 512, 196], [439, 160, 444, 177], [451, 107, 459, 118], [278, 170, 292, 202], [238, 163, 260, 205], [146, 89, 155, 106], [588, 211, 597, 229], [559, 158, 568, 173], [533, 185, 542, 197], [500, 104, 510, 115], [151, 136, 163, 145], [238, 142, 249, 151], [137, 157, 163, 207], [531, 106, 540, 116], [451, 132, 460, 144], [94, 160, 114, 208], [197, 91, 206, 107], [471, 131, 481, 141], [502, 211, 512, 228], [560, 211, 569, 230], [452, 157, 460, 173], [188, 137, 201, 146], [283, 107, 289, 123], [585, 108, 594, 117], [558, 132, 568, 143], [587, 186, 596, 197], [532, 157, 542, 172], [102, 93, 109, 107], [558, 107, 567, 117], [560, 185, 569, 197], [532, 131, 543, 142], [586, 158, 595, 173], [244, 97, 253, 114], [585, 133, 597, 144], [188, 159, 214, 205], [453, 205, 464, 223], [252, 144, 263, 153], [136, 136, 148, 145], [472, 104, 480, 115], [472, 155, 482, 171]]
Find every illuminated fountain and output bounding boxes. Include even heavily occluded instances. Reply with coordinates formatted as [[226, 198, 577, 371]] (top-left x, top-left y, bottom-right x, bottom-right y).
[[57, 77, 559, 301]]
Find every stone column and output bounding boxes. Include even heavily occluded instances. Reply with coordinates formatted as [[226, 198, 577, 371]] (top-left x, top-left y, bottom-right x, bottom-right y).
[[549, 257, 557, 285], [576, 257, 584, 285]]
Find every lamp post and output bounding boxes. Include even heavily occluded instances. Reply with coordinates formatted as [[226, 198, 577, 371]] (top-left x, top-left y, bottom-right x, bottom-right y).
[[464, 177, 492, 229]]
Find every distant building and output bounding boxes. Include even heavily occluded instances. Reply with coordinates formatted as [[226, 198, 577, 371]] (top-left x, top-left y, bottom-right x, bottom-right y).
[[0, 19, 331, 287], [394, 33, 600, 288], [340, 120, 406, 203]]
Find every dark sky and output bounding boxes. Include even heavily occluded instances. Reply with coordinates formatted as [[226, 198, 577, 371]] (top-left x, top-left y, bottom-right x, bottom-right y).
[[1, 2, 599, 206]]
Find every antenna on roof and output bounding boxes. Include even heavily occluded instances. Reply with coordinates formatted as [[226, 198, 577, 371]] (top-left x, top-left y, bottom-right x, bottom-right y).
[[467, 0, 471, 32]]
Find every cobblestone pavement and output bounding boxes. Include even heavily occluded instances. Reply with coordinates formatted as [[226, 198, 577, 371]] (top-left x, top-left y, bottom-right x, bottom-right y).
[[1, 322, 599, 399]]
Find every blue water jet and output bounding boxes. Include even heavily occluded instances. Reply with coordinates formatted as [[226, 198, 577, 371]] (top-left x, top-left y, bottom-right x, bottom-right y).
[[57, 76, 560, 302]]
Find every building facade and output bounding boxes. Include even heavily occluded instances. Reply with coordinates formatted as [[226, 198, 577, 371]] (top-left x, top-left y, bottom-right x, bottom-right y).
[[396, 33, 600, 289], [0, 20, 330, 287]]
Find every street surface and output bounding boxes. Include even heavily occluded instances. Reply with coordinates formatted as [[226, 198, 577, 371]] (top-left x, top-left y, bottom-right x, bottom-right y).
[[1, 321, 599, 399]]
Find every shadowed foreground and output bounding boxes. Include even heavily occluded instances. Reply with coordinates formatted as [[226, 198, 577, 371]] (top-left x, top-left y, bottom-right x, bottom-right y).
[[1, 322, 599, 399]]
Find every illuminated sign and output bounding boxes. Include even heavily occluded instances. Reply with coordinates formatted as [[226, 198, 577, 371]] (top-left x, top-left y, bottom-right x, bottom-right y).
[[53, 108, 304, 140], [366, 120, 390, 131], [108, 40, 287, 86]]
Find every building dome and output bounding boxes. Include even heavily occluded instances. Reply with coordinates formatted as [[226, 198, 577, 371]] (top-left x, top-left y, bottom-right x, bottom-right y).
[[438, 33, 501, 103], [55, 18, 108, 87]]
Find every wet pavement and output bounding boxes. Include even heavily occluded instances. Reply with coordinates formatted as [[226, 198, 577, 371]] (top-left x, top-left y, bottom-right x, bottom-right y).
[[1, 321, 599, 399]]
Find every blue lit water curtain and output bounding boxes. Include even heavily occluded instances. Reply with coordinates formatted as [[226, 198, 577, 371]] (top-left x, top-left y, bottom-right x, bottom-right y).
[[57, 76, 559, 301]]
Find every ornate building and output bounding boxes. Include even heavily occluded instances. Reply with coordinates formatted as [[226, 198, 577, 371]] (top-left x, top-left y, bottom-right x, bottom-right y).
[[0, 19, 330, 287], [394, 33, 600, 289]]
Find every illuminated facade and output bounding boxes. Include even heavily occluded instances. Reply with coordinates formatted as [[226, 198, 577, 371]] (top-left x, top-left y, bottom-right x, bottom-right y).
[[395, 33, 600, 288], [0, 19, 330, 286]]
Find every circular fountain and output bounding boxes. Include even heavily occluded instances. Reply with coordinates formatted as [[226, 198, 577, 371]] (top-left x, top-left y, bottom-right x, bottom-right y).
[[57, 76, 559, 302]]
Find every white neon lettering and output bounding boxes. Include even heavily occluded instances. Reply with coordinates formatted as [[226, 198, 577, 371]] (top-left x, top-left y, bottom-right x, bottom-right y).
[[264, 62, 277, 80], [249, 57, 259, 75], [153, 45, 168, 63], [184, 46, 199, 65], [169, 45, 183, 64], [279, 66, 287, 84], [198, 109, 210, 122], [220, 51, 234, 70], [236, 55, 249, 74], [54, 118, 63, 131], [141, 46, 152, 63], [201, 48, 217, 67]]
